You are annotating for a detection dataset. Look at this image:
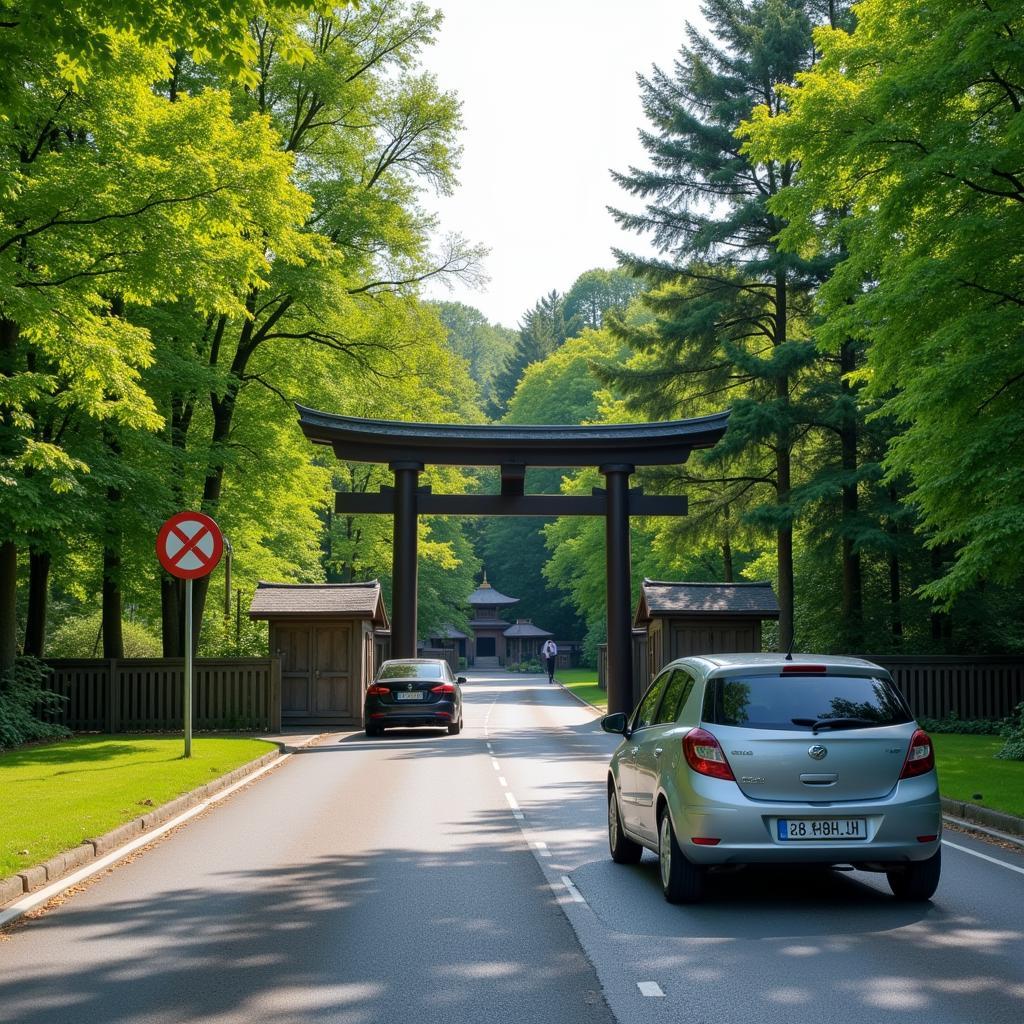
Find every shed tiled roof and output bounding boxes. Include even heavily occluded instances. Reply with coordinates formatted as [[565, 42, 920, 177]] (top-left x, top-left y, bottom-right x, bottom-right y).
[[635, 579, 779, 624], [249, 581, 389, 626], [503, 622, 553, 638]]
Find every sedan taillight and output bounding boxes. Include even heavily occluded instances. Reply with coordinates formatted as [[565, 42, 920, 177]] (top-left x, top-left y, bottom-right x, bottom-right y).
[[431, 683, 456, 695], [899, 729, 935, 779], [366, 684, 390, 697], [683, 728, 735, 781]]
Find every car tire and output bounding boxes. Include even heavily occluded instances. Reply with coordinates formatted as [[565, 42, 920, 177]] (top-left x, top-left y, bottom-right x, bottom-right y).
[[658, 807, 705, 904], [448, 717, 463, 735], [365, 724, 382, 737], [887, 847, 941, 901], [608, 788, 643, 864]]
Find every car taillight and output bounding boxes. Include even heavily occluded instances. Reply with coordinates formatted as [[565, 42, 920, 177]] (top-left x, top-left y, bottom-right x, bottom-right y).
[[781, 664, 828, 674], [682, 728, 735, 781], [899, 729, 934, 779], [366, 684, 390, 697], [431, 683, 456, 695]]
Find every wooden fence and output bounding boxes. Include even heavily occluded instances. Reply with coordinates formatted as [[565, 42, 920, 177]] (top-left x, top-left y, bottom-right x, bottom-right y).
[[597, 645, 1024, 721], [41, 658, 282, 733]]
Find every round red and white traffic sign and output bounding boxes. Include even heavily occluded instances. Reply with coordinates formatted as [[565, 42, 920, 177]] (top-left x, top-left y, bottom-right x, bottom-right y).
[[156, 511, 224, 580]]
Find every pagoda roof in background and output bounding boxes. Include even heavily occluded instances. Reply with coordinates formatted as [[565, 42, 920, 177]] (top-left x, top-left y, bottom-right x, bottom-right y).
[[467, 570, 519, 607]]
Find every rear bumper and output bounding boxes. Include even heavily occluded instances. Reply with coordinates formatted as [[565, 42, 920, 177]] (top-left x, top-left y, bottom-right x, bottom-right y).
[[365, 699, 458, 729], [664, 774, 942, 866]]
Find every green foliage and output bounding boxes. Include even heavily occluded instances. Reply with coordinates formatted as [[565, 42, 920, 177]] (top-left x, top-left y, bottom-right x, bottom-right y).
[[563, 268, 642, 332], [916, 714, 1003, 737], [996, 703, 1024, 762], [48, 613, 161, 659], [0, 657, 69, 750], [741, 0, 1024, 604], [432, 302, 516, 412]]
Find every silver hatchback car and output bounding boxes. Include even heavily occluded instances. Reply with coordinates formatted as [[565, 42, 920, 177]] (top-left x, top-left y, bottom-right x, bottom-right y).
[[603, 654, 942, 904]]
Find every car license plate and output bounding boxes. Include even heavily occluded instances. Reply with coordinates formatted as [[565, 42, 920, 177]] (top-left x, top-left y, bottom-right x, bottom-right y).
[[777, 818, 867, 841], [395, 691, 424, 701]]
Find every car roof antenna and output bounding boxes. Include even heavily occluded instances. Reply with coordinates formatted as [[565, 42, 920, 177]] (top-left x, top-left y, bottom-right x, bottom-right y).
[[784, 631, 795, 662]]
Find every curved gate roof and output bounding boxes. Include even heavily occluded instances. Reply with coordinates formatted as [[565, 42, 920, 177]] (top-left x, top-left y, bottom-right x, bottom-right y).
[[297, 405, 729, 468]]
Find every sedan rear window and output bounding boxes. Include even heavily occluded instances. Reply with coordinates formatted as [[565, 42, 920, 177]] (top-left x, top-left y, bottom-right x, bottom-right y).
[[702, 674, 912, 732], [377, 662, 446, 681]]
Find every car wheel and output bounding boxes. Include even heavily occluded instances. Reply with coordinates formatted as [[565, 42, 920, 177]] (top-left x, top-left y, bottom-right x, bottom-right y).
[[365, 724, 382, 737], [448, 717, 463, 735], [608, 788, 643, 864], [887, 847, 941, 901], [658, 807, 705, 904]]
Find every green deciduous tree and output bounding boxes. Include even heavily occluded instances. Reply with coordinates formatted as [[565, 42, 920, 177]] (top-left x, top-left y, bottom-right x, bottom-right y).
[[741, 0, 1024, 605]]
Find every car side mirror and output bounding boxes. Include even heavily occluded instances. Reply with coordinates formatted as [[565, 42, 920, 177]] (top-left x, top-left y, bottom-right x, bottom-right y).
[[601, 712, 628, 735], [457, 676, 467, 684]]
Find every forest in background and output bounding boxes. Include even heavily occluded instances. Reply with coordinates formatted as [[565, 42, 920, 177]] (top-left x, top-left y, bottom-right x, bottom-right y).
[[2, 0, 1022, 672]]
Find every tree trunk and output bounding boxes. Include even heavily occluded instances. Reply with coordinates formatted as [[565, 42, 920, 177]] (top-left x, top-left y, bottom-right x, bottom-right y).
[[774, 274, 794, 653], [102, 545, 124, 659], [887, 486, 903, 640], [722, 538, 733, 583], [1, 318, 19, 671], [839, 340, 863, 646], [0, 541, 17, 672], [929, 546, 949, 646], [161, 576, 183, 657], [23, 547, 51, 657]]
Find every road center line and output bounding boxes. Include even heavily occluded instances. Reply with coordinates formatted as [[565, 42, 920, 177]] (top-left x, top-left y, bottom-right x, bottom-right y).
[[491, 758, 500, 770], [943, 839, 1024, 876], [498, 776, 508, 787]]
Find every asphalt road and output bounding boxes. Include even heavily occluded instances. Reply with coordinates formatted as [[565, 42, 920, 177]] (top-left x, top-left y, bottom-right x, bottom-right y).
[[2, 671, 1023, 1024]]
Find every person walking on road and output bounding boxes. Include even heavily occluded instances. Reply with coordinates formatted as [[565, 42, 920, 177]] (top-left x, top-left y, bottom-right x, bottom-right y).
[[541, 639, 558, 684]]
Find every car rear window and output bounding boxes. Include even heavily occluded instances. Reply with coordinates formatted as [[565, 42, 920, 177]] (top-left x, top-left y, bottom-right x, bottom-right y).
[[378, 662, 446, 680], [701, 674, 912, 731]]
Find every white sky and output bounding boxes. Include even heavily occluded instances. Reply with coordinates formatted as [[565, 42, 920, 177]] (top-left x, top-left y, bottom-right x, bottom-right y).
[[421, 0, 706, 328]]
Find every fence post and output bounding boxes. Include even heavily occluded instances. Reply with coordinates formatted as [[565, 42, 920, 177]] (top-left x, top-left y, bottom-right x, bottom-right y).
[[104, 659, 121, 733], [269, 656, 282, 732]]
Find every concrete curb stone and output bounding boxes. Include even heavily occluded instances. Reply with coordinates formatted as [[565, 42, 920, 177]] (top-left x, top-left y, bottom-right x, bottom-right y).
[[0, 739, 313, 910]]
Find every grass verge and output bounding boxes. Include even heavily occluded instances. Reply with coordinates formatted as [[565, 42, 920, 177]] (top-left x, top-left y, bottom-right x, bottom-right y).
[[931, 732, 1024, 819], [556, 668, 608, 712], [0, 735, 276, 878]]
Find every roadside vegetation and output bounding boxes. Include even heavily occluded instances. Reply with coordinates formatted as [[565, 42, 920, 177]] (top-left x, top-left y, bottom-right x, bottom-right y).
[[0, 735, 275, 877], [932, 734, 1024, 819]]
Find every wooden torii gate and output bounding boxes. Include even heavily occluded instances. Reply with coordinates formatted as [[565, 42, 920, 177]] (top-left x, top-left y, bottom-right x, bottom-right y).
[[297, 406, 729, 715]]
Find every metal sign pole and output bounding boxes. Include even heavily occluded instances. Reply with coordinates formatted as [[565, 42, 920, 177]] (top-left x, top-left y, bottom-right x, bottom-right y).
[[184, 577, 193, 758]]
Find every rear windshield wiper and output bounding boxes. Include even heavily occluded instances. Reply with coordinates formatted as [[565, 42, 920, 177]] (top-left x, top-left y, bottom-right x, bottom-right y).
[[791, 716, 880, 734]]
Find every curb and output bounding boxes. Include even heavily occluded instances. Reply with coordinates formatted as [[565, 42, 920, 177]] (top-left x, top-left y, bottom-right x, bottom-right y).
[[554, 680, 606, 716], [0, 734, 322, 913]]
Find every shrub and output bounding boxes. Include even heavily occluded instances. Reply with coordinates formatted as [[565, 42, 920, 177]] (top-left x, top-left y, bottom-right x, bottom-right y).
[[995, 702, 1024, 761], [0, 657, 71, 750], [48, 612, 162, 658], [525, 659, 542, 673], [916, 713, 1003, 736]]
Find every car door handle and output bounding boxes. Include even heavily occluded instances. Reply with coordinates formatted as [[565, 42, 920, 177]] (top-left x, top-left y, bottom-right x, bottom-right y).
[[654, 747, 663, 757], [630, 746, 640, 756]]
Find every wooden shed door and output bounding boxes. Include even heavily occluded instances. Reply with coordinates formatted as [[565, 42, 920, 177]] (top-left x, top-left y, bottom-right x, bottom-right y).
[[313, 623, 353, 716], [277, 622, 355, 719]]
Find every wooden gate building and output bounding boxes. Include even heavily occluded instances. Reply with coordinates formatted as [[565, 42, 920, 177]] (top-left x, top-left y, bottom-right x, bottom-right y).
[[250, 581, 389, 726]]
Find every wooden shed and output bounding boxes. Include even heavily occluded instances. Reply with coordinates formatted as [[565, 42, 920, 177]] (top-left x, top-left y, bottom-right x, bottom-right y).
[[635, 579, 780, 679], [249, 581, 389, 727]]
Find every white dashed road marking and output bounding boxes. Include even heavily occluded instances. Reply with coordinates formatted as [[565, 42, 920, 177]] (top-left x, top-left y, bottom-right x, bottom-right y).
[[638, 982, 665, 998], [560, 875, 586, 904]]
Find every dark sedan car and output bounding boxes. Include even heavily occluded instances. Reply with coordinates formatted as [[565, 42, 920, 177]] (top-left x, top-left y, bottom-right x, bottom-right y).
[[364, 659, 465, 737]]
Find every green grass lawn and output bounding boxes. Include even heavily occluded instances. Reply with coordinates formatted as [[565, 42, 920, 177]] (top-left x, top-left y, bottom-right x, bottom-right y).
[[931, 732, 1024, 818], [556, 668, 608, 712], [0, 735, 276, 878]]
